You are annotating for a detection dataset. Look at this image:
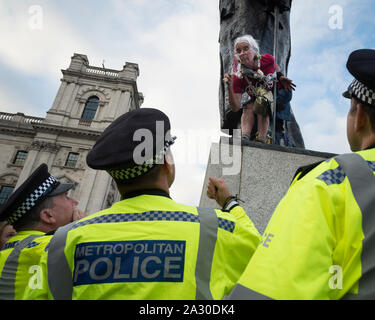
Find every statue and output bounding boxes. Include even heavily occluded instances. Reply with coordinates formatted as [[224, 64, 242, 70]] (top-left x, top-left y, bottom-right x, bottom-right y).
[[219, 0, 305, 148]]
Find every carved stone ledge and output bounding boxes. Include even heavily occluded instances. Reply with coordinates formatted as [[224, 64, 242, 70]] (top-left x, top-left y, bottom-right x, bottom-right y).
[[29, 141, 61, 153]]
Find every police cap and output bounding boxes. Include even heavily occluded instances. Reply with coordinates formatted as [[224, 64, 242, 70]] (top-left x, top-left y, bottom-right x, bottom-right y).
[[0, 164, 74, 224], [343, 49, 375, 107], [86, 108, 176, 182]]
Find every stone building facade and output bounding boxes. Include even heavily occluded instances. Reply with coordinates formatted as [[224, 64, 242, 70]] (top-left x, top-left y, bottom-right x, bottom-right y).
[[0, 53, 143, 215]]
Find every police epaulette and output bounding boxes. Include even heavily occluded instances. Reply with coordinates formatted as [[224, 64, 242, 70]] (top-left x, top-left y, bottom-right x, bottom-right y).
[[291, 160, 325, 184]]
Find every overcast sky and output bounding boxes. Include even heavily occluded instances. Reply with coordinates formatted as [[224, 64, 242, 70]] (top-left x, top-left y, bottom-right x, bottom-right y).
[[0, 0, 374, 206]]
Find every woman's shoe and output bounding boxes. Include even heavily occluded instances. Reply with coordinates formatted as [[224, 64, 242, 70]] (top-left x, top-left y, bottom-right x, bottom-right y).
[[255, 133, 271, 144]]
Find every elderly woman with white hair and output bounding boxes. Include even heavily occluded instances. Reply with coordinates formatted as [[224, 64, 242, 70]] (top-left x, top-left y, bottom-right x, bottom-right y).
[[224, 34, 295, 143]]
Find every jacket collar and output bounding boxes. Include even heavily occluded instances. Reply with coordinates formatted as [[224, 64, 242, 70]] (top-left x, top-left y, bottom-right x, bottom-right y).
[[365, 143, 375, 150], [121, 189, 171, 200]]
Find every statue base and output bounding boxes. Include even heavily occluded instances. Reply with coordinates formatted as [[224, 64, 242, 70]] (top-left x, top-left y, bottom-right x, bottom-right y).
[[199, 137, 336, 234]]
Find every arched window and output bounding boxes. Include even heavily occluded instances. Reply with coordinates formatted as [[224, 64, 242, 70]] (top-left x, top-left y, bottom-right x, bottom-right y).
[[81, 96, 99, 121]]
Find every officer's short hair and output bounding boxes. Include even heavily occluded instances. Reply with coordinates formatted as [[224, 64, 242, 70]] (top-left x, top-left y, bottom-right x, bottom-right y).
[[116, 164, 163, 188], [13, 197, 55, 231]]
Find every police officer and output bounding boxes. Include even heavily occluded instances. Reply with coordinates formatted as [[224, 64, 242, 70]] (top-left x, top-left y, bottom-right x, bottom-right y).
[[0, 164, 85, 300], [229, 49, 375, 300], [24, 108, 260, 300], [0, 221, 16, 250]]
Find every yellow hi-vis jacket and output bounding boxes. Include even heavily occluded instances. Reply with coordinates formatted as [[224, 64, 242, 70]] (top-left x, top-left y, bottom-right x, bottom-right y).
[[229, 149, 375, 300], [0, 230, 52, 300], [23, 191, 260, 300]]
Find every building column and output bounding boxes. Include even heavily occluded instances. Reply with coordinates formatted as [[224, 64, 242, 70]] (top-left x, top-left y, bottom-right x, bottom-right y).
[[78, 167, 98, 213], [65, 83, 80, 119], [51, 80, 68, 111], [118, 90, 131, 117], [104, 89, 121, 121], [85, 170, 111, 215], [58, 82, 76, 113]]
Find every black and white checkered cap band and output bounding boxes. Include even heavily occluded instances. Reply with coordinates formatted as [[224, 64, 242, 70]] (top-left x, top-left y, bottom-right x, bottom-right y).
[[348, 79, 375, 106], [7, 175, 58, 224], [107, 136, 177, 181]]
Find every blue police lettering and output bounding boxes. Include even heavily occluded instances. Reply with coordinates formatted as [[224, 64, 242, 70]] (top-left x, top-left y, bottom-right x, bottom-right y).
[[114, 257, 131, 279], [90, 257, 112, 280], [73, 240, 185, 286]]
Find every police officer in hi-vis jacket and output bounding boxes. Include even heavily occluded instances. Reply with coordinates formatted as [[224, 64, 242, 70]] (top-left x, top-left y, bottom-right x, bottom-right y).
[[24, 108, 260, 300], [229, 49, 375, 300], [0, 164, 85, 300]]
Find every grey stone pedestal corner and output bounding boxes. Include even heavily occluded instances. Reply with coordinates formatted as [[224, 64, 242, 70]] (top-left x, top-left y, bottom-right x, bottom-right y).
[[200, 137, 336, 234]]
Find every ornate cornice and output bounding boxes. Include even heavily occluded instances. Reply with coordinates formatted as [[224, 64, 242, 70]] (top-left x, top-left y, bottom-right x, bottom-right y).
[[31, 123, 102, 140], [62, 69, 137, 86], [0, 123, 36, 137]]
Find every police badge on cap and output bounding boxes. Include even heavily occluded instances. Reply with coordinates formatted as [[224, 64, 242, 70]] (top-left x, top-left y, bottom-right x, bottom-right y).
[[86, 108, 176, 182], [343, 49, 375, 107], [0, 164, 74, 224]]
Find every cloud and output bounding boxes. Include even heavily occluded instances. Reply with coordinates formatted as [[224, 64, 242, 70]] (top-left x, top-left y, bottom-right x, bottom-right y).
[[170, 163, 207, 206], [134, 1, 221, 129], [1, 0, 373, 206], [0, 85, 35, 115], [290, 0, 350, 54], [0, 0, 221, 206], [300, 99, 350, 154], [117, 0, 222, 206], [288, 0, 373, 154], [136, 2, 224, 204], [0, 1, 96, 80]]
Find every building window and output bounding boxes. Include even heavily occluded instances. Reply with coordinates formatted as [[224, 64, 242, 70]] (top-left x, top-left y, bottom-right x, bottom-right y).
[[65, 152, 79, 168], [81, 96, 99, 121], [0, 186, 14, 205], [13, 151, 28, 166]]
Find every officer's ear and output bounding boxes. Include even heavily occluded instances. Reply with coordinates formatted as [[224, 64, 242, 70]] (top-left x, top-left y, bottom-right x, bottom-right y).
[[39, 208, 56, 225], [164, 151, 175, 187], [165, 151, 174, 166]]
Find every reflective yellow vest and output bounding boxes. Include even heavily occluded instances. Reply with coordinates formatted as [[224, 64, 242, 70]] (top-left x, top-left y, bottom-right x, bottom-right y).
[[0, 230, 51, 300], [230, 149, 375, 300], [23, 193, 260, 300]]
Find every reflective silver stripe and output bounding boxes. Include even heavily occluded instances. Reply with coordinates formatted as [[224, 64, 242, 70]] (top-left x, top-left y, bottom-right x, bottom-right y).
[[195, 207, 218, 300], [335, 153, 375, 299], [228, 284, 272, 300], [47, 223, 75, 300], [0, 235, 43, 300]]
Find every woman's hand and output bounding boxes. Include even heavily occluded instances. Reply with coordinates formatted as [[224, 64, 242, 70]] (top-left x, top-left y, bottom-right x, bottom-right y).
[[223, 73, 233, 87], [279, 76, 296, 92]]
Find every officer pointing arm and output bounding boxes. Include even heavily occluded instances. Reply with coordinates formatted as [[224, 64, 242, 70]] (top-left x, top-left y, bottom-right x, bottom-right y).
[[23, 108, 260, 300], [206, 177, 233, 208]]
